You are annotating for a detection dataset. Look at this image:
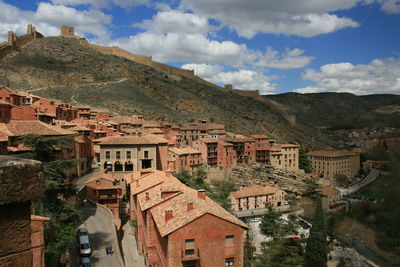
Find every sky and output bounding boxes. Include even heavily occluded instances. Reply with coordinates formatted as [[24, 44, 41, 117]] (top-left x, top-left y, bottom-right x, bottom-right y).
[[1, 0, 399, 95]]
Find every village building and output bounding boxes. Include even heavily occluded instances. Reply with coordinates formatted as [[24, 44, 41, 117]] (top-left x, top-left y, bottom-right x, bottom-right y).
[[0, 120, 93, 177], [217, 140, 237, 169], [251, 135, 272, 164], [168, 147, 203, 173], [223, 136, 255, 164], [99, 135, 169, 173], [308, 149, 360, 183], [127, 169, 248, 267], [74, 105, 91, 120], [316, 186, 341, 211], [193, 138, 219, 167], [85, 172, 126, 218], [230, 186, 286, 211]]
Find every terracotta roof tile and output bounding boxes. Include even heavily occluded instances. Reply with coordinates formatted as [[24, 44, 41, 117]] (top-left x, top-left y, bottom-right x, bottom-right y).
[[169, 147, 201, 155], [129, 169, 248, 237], [251, 134, 270, 139], [5, 120, 76, 136], [307, 149, 359, 157], [231, 186, 281, 199], [99, 136, 159, 145]]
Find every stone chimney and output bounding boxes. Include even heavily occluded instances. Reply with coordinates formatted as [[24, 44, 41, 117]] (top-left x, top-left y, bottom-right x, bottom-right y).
[[145, 192, 150, 201], [165, 171, 171, 178], [165, 209, 173, 221], [187, 201, 194, 211], [197, 189, 206, 200]]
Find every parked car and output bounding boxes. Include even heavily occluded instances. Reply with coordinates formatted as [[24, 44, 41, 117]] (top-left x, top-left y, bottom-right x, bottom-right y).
[[80, 256, 92, 267], [77, 228, 91, 256]]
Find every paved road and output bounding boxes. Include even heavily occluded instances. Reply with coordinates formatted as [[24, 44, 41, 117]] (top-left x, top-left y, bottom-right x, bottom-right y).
[[338, 168, 380, 196], [78, 201, 122, 267]]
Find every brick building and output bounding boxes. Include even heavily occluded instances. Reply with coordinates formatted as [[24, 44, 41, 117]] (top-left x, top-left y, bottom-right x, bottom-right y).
[[223, 136, 255, 164], [193, 138, 218, 167], [308, 149, 360, 183], [230, 186, 286, 211], [217, 141, 237, 169], [168, 147, 203, 173], [128, 169, 248, 267], [85, 172, 126, 217]]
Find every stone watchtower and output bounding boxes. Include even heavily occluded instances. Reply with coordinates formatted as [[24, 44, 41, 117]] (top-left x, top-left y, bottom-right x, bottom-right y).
[[60, 26, 75, 37], [0, 157, 45, 266]]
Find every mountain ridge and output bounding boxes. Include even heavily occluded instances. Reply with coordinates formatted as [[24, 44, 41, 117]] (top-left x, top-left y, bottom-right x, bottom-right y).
[[0, 36, 333, 149]]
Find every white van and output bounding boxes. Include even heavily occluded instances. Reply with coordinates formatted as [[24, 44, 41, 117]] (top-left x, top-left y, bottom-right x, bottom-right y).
[[78, 228, 92, 256]]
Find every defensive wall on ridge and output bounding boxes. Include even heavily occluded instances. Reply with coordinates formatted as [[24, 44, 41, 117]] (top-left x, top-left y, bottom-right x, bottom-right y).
[[0, 25, 44, 59]]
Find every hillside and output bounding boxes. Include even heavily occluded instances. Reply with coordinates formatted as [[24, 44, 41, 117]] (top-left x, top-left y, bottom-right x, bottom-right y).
[[0, 37, 333, 149], [267, 92, 400, 129]]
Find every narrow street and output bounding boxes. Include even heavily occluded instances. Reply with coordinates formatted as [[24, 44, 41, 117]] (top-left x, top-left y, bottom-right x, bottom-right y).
[[76, 201, 124, 267]]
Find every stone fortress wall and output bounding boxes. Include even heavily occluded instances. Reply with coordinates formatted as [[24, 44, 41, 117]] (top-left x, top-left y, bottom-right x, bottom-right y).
[[0, 24, 44, 59]]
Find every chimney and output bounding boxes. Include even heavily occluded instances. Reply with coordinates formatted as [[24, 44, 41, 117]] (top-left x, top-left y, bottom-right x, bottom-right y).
[[135, 180, 139, 187], [165, 171, 171, 178], [145, 192, 150, 201], [187, 201, 194, 211], [165, 209, 173, 221], [197, 189, 206, 200]]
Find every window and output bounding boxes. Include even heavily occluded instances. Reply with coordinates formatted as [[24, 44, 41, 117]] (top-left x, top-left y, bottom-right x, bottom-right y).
[[185, 239, 194, 249], [144, 150, 149, 158], [225, 235, 234, 245], [225, 258, 234, 266], [127, 151, 131, 159], [116, 151, 121, 159], [106, 151, 110, 159], [6, 97, 10, 102], [185, 239, 195, 255]]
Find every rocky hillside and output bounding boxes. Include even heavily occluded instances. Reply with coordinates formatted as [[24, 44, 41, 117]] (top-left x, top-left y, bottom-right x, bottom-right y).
[[0, 37, 333, 149], [267, 92, 400, 129]]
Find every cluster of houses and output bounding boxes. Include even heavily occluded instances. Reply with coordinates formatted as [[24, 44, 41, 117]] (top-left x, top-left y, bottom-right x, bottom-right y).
[[0, 86, 360, 266], [0, 86, 301, 177]]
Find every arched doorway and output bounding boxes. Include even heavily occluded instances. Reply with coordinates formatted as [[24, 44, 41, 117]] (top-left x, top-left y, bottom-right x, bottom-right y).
[[125, 161, 134, 172], [114, 161, 123, 171]]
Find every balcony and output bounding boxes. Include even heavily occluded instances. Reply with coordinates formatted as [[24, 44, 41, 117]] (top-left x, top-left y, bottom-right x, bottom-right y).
[[181, 248, 200, 261], [98, 194, 118, 199]]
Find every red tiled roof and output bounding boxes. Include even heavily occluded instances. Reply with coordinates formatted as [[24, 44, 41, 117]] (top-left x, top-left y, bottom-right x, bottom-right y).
[[307, 149, 359, 157], [231, 186, 282, 199], [169, 147, 201, 155], [99, 136, 159, 145], [251, 134, 269, 139], [5, 121, 76, 136]]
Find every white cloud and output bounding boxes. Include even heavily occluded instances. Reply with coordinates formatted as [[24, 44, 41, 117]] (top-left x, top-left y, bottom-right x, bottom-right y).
[[181, 0, 361, 38], [181, 63, 223, 78], [181, 63, 276, 94], [0, 1, 112, 42], [109, 9, 313, 70], [295, 58, 400, 94], [135, 10, 212, 34], [51, 0, 148, 9], [380, 0, 400, 14], [255, 47, 314, 69]]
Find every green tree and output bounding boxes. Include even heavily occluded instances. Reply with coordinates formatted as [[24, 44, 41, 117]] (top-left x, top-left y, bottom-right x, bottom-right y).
[[18, 134, 80, 266], [304, 197, 328, 267], [244, 234, 256, 267], [299, 148, 313, 173], [208, 178, 237, 210], [255, 239, 304, 267], [334, 173, 348, 187], [303, 179, 320, 200], [259, 206, 280, 238]]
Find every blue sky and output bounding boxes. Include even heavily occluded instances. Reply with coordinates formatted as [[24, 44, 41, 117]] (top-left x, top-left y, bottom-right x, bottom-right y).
[[1, 0, 399, 95]]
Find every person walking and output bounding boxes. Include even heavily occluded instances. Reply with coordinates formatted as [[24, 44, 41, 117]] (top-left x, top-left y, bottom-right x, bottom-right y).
[[104, 245, 109, 255], [109, 244, 113, 255]]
